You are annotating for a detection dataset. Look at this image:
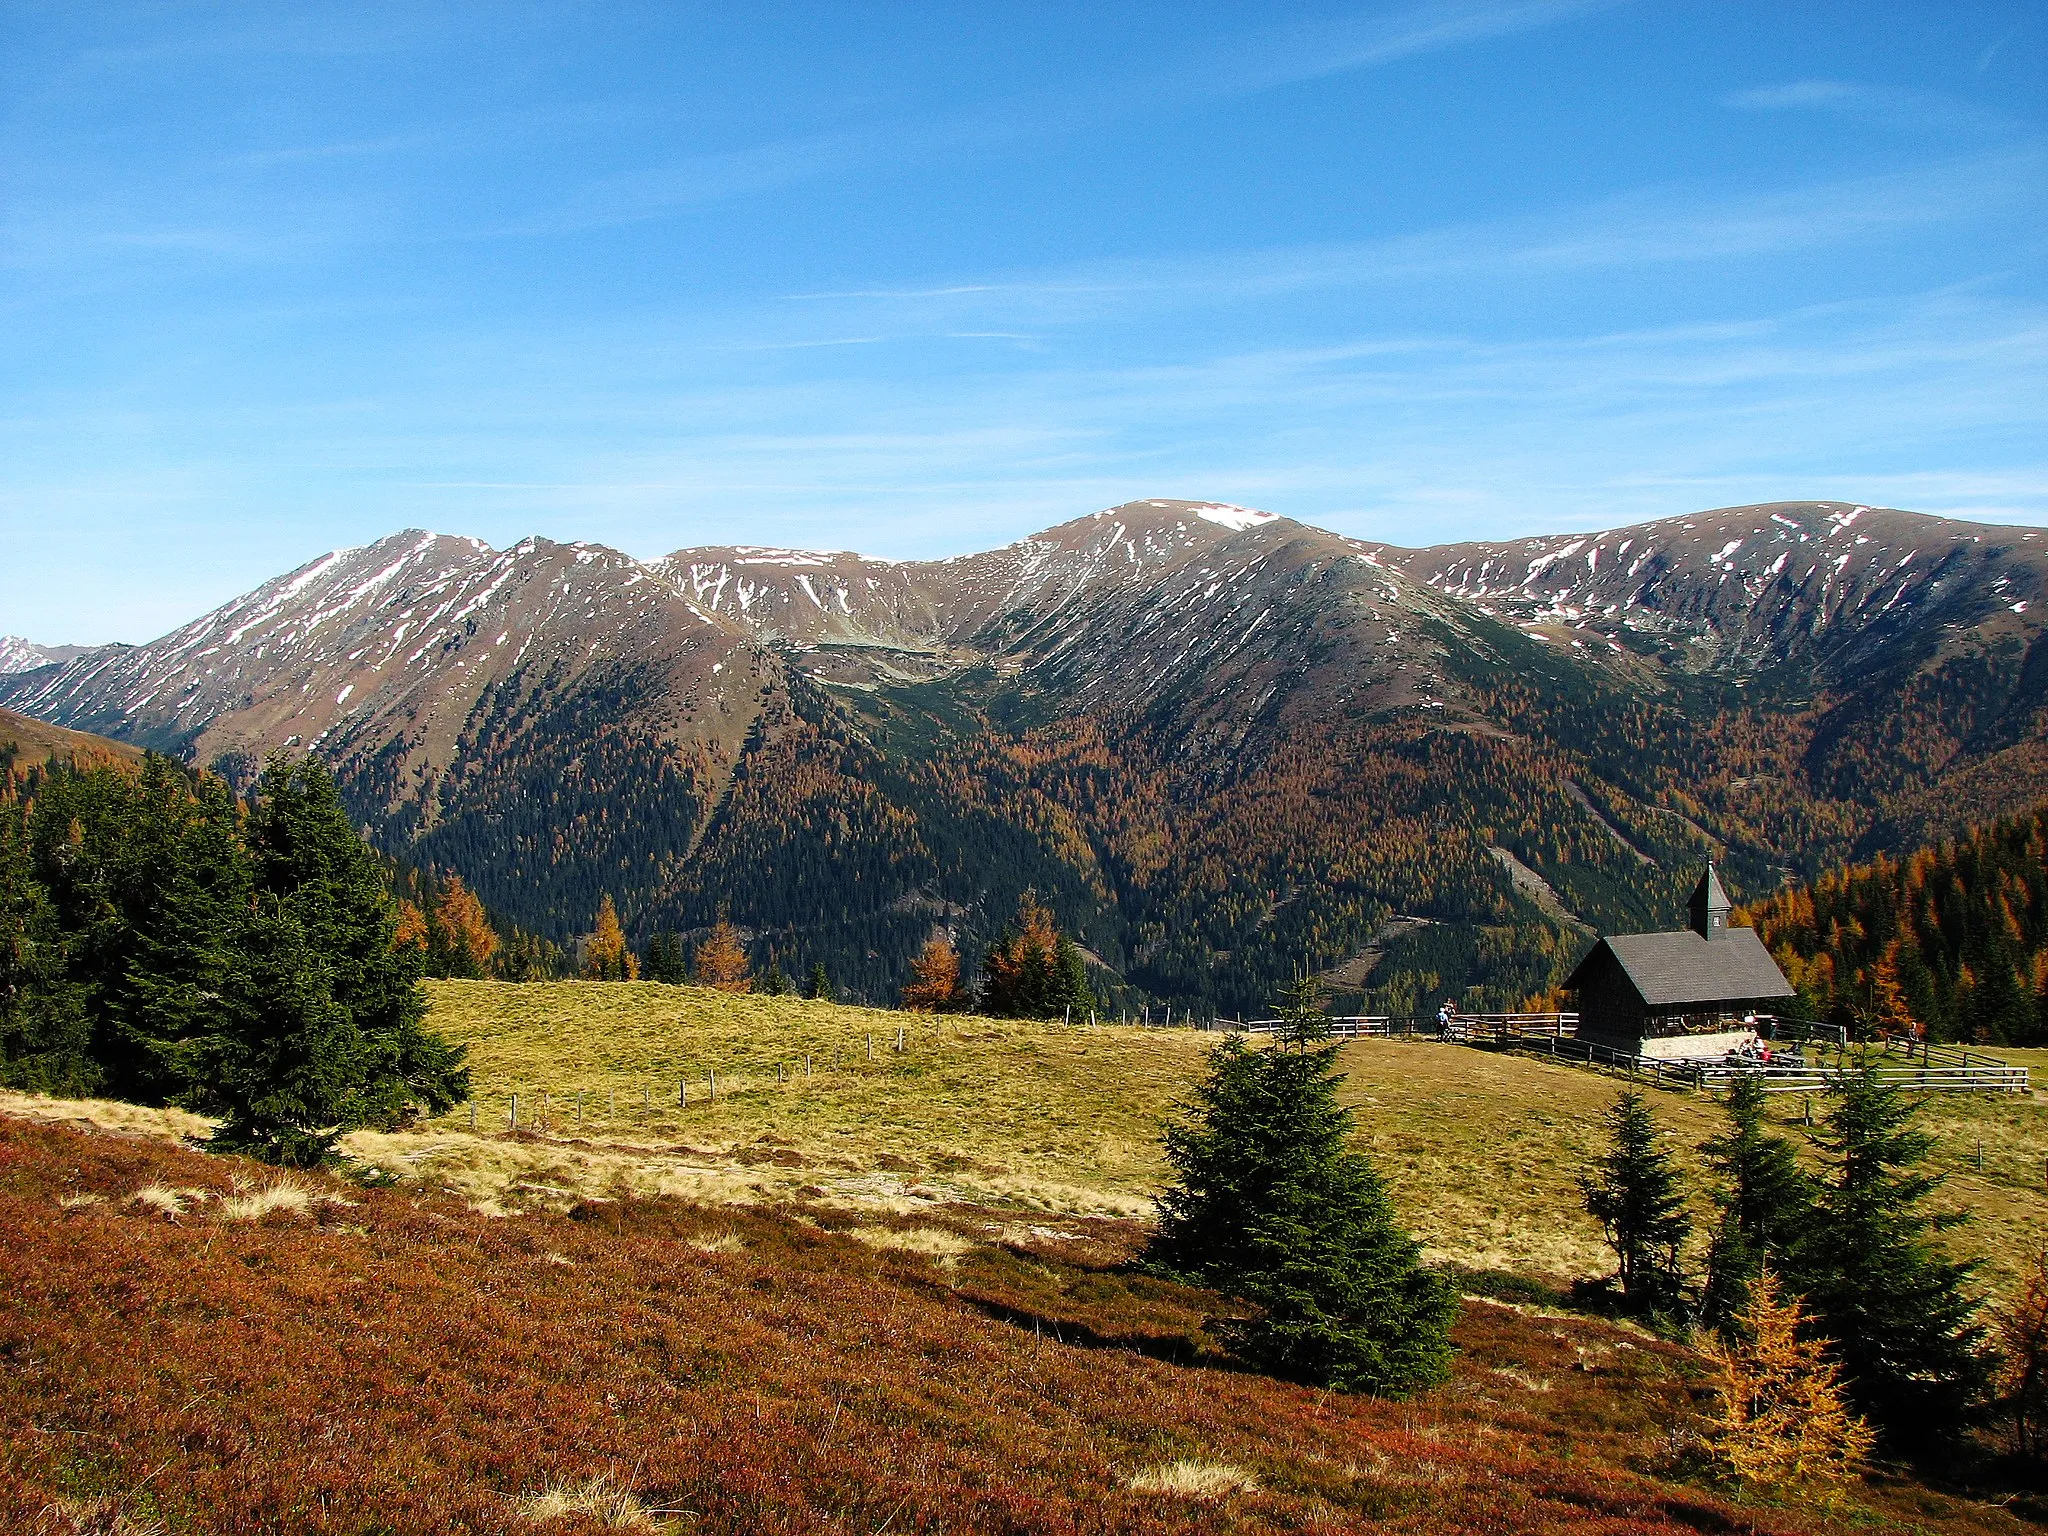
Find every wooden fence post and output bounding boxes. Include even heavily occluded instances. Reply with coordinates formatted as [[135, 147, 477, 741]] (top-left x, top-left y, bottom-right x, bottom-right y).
[[608, 1090, 615, 1120], [541, 1089, 549, 1128], [806, 1053, 813, 1078], [509, 1093, 518, 1131], [709, 1069, 717, 1102], [896, 1024, 904, 1052], [867, 1034, 874, 1061], [577, 1091, 584, 1125], [469, 1101, 478, 1131], [679, 1078, 687, 1107]]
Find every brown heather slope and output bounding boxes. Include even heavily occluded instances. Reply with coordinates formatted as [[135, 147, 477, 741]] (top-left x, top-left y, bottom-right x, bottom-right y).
[[8, 1111, 2015, 1536]]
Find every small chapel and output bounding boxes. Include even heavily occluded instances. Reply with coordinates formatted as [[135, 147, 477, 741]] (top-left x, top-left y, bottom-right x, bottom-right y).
[[1565, 864, 1796, 1060]]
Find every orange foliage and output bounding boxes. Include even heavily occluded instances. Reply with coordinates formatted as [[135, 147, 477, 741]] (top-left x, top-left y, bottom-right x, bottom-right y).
[[693, 915, 751, 992], [582, 893, 638, 981], [900, 933, 965, 1012], [434, 873, 498, 970]]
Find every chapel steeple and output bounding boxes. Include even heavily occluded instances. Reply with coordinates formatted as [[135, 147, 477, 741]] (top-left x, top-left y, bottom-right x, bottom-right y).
[[1689, 862, 1731, 941]]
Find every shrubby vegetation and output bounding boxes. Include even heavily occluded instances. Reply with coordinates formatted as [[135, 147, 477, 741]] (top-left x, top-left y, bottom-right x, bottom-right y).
[[0, 752, 468, 1161]]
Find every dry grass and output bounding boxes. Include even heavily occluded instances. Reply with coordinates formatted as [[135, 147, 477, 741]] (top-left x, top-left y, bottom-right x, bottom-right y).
[[0, 1089, 209, 1144], [30, 1494, 167, 1536], [216, 1180, 315, 1222], [847, 1224, 980, 1267], [408, 982, 2048, 1291], [1126, 1460, 1260, 1498], [8, 980, 2044, 1293], [510, 1473, 665, 1530], [127, 1183, 207, 1220]]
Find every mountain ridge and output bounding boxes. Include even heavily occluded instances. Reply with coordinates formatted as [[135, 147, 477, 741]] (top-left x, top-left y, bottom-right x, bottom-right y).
[[6, 496, 2044, 1012]]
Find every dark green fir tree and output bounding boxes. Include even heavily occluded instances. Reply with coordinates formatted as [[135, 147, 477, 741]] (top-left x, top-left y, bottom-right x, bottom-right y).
[[641, 931, 688, 985], [1700, 1076, 1814, 1332], [804, 961, 833, 1002], [1791, 1070, 1991, 1448], [0, 798, 95, 1094], [202, 754, 468, 1159], [1148, 1023, 1456, 1396], [1579, 1090, 1691, 1323]]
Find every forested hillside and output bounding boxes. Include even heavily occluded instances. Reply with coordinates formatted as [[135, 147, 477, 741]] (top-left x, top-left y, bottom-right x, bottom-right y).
[[1744, 803, 2048, 1045], [6, 498, 2045, 1014]]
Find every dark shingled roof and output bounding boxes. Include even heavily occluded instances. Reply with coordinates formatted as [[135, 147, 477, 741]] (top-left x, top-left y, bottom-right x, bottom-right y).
[[1567, 926, 1794, 1008]]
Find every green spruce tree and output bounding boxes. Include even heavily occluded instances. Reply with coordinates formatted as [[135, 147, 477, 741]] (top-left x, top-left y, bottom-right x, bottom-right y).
[[25, 755, 252, 1103], [201, 903, 364, 1166], [199, 754, 467, 1160], [1148, 1023, 1456, 1395], [641, 931, 688, 985], [1790, 1070, 1991, 1448], [1700, 1077, 1815, 1332], [0, 798, 95, 1094], [1579, 1090, 1692, 1322], [804, 961, 833, 1002]]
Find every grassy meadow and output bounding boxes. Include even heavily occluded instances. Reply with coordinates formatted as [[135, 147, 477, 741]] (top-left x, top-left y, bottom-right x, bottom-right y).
[[6, 978, 2041, 1291], [374, 979, 2048, 1293]]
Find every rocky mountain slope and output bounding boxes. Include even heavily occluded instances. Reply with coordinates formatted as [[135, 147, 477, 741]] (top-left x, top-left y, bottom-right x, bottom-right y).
[[6, 498, 2044, 1011], [0, 636, 95, 675]]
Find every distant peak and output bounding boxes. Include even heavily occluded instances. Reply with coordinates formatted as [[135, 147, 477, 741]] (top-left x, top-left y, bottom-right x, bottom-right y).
[[1188, 503, 1281, 531], [1089, 498, 1285, 531]]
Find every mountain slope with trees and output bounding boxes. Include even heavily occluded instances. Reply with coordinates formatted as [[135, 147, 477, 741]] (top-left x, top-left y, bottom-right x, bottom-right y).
[[6, 498, 2045, 1012], [1743, 802, 2048, 1044]]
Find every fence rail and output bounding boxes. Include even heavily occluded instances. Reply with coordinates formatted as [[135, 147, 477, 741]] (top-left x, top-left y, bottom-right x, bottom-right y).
[[1236, 1012, 1579, 1041], [1228, 1009, 2029, 1097]]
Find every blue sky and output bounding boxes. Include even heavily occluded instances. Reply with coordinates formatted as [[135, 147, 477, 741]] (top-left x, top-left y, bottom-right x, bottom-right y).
[[2, 1, 2043, 644]]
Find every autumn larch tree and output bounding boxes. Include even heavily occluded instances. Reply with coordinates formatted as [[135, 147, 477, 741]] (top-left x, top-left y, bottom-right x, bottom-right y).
[[432, 874, 498, 979], [693, 915, 751, 993], [1994, 1248, 2048, 1464], [1705, 1270, 1874, 1494], [979, 891, 1093, 1019], [901, 933, 966, 1012], [582, 894, 638, 981]]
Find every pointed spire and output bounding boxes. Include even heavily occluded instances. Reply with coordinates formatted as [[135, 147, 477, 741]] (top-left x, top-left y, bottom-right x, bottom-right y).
[[1689, 862, 1731, 940]]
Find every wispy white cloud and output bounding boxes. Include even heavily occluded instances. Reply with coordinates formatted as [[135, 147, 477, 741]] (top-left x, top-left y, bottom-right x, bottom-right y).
[[503, 0, 1627, 234], [1724, 79, 2019, 137], [781, 146, 2043, 332], [1221, 0, 1627, 96]]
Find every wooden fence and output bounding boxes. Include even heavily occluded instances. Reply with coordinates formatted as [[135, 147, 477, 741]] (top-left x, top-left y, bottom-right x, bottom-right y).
[[1235, 1012, 1577, 1041], [1236, 1009, 2029, 1096]]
